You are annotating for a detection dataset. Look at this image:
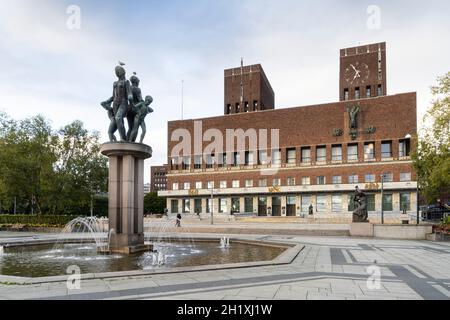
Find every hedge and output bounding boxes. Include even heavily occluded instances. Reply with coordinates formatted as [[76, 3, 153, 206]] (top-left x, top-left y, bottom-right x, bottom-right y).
[[0, 215, 80, 227]]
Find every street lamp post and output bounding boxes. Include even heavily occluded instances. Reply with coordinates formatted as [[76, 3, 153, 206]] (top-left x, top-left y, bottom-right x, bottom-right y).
[[210, 189, 214, 225], [381, 177, 384, 225], [416, 179, 420, 225]]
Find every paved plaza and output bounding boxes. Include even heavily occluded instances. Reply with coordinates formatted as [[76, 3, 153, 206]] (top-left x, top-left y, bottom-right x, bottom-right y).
[[0, 232, 449, 300]]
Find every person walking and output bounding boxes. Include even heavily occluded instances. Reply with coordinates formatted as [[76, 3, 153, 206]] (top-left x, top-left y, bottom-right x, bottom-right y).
[[175, 213, 182, 228]]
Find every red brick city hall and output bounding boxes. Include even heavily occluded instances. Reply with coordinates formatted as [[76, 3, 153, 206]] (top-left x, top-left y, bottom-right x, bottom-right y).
[[159, 42, 418, 221]]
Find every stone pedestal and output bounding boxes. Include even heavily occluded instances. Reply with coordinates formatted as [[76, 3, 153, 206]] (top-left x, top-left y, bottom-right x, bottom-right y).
[[350, 223, 374, 237], [101, 142, 152, 254]]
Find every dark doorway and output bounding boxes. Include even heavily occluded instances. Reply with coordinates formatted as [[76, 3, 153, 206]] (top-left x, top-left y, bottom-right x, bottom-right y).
[[272, 197, 281, 216], [286, 196, 296, 216], [258, 197, 267, 216]]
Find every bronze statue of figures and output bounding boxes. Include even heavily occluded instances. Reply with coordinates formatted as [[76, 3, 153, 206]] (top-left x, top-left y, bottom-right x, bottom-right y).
[[130, 95, 154, 143], [353, 186, 369, 223], [101, 63, 154, 144], [127, 73, 142, 141]]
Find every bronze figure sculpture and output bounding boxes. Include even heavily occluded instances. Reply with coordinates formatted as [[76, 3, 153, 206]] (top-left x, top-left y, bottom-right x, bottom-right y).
[[130, 95, 154, 143], [353, 186, 369, 223], [101, 63, 154, 144]]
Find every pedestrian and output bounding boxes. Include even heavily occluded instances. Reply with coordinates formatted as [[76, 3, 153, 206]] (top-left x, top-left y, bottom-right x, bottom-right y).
[[175, 213, 182, 228], [309, 204, 314, 215]]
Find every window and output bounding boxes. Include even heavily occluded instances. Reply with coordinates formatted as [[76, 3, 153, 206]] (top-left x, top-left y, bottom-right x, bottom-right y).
[[302, 177, 311, 185], [287, 177, 296, 186], [366, 86, 371, 98], [206, 154, 214, 169], [245, 180, 253, 188], [344, 89, 349, 101], [171, 157, 179, 170], [219, 153, 227, 167], [287, 148, 296, 165], [219, 198, 227, 213], [245, 151, 255, 166], [287, 196, 296, 205], [194, 199, 202, 214], [349, 175, 359, 184], [400, 172, 412, 182], [382, 194, 393, 211], [272, 178, 281, 187], [258, 150, 268, 165], [301, 147, 311, 164], [332, 176, 342, 184], [381, 141, 392, 159], [259, 179, 267, 187], [367, 195, 375, 211], [316, 195, 327, 213], [207, 181, 214, 189], [235, 103, 240, 113], [382, 173, 393, 182], [253, 100, 258, 111], [172, 182, 179, 190], [364, 142, 375, 161], [399, 139, 411, 157], [220, 181, 227, 189], [316, 146, 327, 163], [365, 174, 376, 183], [226, 104, 231, 114], [400, 193, 411, 211], [301, 196, 311, 213], [183, 182, 190, 190], [244, 197, 253, 213], [231, 198, 240, 213], [317, 176, 326, 185], [195, 181, 202, 189], [377, 85, 383, 96], [233, 152, 240, 167], [272, 149, 281, 165], [332, 195, 343, 212], [182, 157, 190, 170], [182, 199, 190, 213], [244, 102, 249, 113], [232, 180, 240, 188], [194, 155, 202, 169], [347, 144, 358, 162], [332, 145, 342, 162], [355, 87, 360, 99], [171, 200, 179, 213]]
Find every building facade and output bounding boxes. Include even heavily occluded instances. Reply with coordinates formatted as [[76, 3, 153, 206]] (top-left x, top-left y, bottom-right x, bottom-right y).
[[150, 165, 168, 192], [159, 42, 418, 221]]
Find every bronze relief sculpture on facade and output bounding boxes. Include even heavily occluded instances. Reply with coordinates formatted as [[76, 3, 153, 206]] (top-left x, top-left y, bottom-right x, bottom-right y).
[[348, 104, 360, 140], [101, 63, 154, 143]]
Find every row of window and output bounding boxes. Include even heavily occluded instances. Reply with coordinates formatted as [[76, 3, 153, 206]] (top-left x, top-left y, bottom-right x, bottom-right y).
[[343, 85, 383, 101], [171, 172, 412, 190], [171, 193, 412, 214], [171, 140, 411, 170], [226, 100, 262, 114]]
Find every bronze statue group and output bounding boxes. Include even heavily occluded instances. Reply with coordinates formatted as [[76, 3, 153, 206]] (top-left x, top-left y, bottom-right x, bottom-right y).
[[101, 62, 154, 143]]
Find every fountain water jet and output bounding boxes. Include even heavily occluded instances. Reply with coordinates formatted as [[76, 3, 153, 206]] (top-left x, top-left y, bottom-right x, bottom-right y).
[[220, 237, 230, 249]]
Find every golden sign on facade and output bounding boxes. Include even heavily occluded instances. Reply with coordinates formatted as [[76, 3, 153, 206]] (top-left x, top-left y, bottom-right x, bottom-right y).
[[364, 183, 380, 190], [268, 186, 281, 193], [188, 189, 199, 196]]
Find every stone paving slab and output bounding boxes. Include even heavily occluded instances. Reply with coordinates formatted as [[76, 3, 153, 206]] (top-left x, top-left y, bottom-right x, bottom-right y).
[[0, 232, 449, 300]]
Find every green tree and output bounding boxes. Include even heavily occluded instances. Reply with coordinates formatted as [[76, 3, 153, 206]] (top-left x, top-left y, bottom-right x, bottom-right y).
[[412, 72, 450, 203], [144, 192, 166, 214], [0, 113, 108, 215]]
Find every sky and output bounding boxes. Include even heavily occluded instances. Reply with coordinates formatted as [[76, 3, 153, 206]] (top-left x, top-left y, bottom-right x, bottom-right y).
[[0, 0, 449, 184]]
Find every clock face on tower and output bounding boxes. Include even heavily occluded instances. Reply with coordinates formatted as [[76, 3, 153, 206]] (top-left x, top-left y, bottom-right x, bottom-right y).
[[344, 62, 370, 85]]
